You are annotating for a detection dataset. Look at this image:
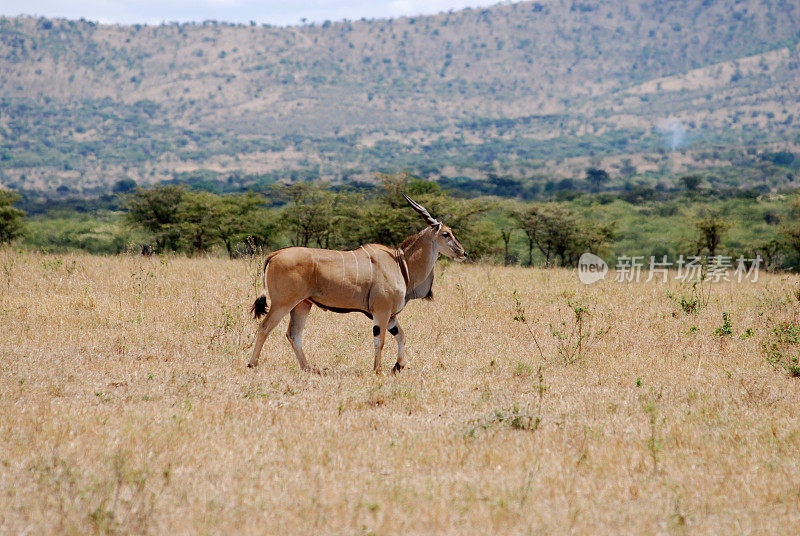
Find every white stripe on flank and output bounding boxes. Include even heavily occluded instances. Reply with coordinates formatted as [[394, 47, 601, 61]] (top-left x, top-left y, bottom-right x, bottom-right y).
[[312, 252, 318, 286], [362, 245, 374, 284], [338, 251, 346, 285], [351, 250, 359, 297]]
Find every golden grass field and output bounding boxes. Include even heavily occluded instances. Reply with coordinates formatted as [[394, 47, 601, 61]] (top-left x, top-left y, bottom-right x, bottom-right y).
[[1, 249, 799, 535]]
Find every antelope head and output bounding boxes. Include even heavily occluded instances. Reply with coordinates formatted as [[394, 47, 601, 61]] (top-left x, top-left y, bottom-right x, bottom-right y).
[[403, 193, 468, 261]]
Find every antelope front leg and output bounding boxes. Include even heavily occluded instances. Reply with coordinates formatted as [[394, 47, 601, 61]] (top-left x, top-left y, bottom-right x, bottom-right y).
[[372, 314, 390, 375], [388, 318, 406, 374]]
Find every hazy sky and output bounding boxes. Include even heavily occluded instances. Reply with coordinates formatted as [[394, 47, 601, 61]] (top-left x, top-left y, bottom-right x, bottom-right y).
[[2, 0, 501, 26]]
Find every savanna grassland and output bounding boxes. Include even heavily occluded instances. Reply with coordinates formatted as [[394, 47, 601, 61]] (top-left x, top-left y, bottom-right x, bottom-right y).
[[1, 249, 799, 534]]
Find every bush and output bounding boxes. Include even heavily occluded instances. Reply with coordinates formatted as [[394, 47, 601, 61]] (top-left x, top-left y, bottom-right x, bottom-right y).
[[0, 190, 25, 244]]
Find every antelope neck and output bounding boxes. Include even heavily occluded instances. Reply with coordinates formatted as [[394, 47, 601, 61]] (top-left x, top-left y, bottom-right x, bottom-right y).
[[400, 227, 437, 290]]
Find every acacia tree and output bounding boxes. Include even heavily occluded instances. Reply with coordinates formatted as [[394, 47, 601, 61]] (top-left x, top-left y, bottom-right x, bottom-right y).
[[214, 193, 271, 257], [778, 197, 800, 268], [757, 238, 785, 271], [124, 185, 185, 251], [586, 167, 609, 193], [515, 204, 571, 265], [680, 175, 703, 191], [515, 203, 614, 267], [568, 220, 616, 267], [126, 187, 274, 256], [174, 192, 275, 257], [175, 192, 221, 255], [281, 183, 338, 248], [516, 206, 548, 265], [781, 225, 800, 261], [500, 228, 513, 265], [694, 211, 730, 257], [0, 189, 25, 244]]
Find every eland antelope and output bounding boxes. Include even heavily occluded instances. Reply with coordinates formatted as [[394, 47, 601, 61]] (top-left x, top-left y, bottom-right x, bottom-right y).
[[247, 193, 467, 374]]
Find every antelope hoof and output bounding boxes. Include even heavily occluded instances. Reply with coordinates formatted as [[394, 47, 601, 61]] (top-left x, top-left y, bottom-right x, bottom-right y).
[[247, 362, 258, 369], [391, 363, 404, 375], [375, 369, 385, 376]]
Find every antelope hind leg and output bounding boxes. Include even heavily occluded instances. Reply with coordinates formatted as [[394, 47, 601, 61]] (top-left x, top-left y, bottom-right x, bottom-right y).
[[247, 304, 293, 368], [286, 300, 317, 372]]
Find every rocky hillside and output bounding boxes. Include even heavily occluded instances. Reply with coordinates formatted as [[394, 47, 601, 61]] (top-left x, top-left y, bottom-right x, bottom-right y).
[[1, 0, 799, 196]]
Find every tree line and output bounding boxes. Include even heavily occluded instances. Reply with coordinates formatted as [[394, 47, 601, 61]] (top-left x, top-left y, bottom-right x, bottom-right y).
[[112, 176, 800, 270], [121, 174, 497, 258], [117, 174, 626, 266], [4, 173, 800, 270]]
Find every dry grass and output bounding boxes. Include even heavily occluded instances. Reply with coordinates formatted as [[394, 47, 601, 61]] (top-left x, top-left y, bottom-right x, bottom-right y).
[[1, 249, 799, 535]]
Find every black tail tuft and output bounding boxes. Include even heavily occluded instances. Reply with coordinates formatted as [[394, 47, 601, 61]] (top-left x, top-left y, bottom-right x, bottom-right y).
[[251, 295, 268, 319]]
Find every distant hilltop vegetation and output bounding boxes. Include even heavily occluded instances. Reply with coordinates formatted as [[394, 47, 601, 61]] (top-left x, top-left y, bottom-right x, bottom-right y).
[[1, 0, 799, 198]]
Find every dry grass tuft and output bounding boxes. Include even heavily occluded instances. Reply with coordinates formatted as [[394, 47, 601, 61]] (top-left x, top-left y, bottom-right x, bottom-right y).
[[1, 250, 799, 534]]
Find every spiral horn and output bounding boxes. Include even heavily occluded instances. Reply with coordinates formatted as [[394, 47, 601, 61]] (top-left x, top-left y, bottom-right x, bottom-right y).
[[402, 193, 440, 227]]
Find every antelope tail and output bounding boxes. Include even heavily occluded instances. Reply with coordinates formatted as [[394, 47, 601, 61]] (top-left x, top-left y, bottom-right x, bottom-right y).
[[251, 253, 276, 319]]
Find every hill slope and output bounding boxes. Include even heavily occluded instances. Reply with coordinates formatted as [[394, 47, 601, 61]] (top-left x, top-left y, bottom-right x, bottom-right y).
[[1, 0, 799, 196]]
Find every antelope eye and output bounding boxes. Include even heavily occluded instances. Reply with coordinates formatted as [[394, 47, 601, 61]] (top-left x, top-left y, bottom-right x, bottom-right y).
[[442, 232, 450, 238]]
